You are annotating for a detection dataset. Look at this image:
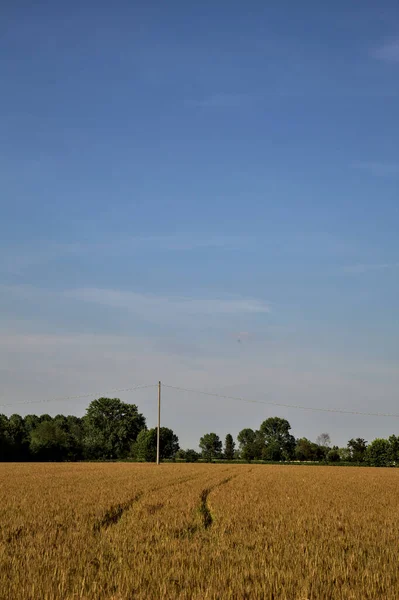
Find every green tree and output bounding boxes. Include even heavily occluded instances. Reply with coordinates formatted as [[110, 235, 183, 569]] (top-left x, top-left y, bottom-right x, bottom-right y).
[[224, 433, 235, 460], [0, 415, 11, 461], [387, 435, 399, 464], [30, 421, 69, 461], [132, 427, 179, 462], [347, 438, 368, 463], [65, 416, 85, 460], [83, 398, 146, 459], [175, 448, 200, 462], [295, 438, 320, 461], [259, 417, 295, 460], [338, 447, 351, 461], [262, 440, 284, 461], [366, 438, 391, 467], [53, 415, 84, 460], [8, 414, 29, 460], [199, 433, 222, 462], [185, 448, 200, 462], [327, 446, 341, 462], [39, 414, 53, 422], [237, 428, 261, 461], [24, 415, 41, 435]]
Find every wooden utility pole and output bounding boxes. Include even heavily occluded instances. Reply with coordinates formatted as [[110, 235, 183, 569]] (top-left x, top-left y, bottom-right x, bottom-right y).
[[156, 381, 161, 465]]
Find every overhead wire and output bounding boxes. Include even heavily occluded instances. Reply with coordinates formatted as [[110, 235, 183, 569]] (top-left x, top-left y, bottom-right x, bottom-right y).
[[163, 384, 399, 418], [1, 381, 397, 418], [0, 384, 156, 409]]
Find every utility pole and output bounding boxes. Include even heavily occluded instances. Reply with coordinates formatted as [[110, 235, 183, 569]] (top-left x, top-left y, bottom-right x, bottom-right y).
[[156, 381, 161, 465]]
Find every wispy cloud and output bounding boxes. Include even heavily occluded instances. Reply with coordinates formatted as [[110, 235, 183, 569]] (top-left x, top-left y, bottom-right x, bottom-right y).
[[1, 283, 271, 317], [372, 39, 399, 63], [352, 161, 399, 177], [0, 242, 80, 275], [65, 287, 270, 317], [343, 263, 399, 274], [0, 235, 248, 274]]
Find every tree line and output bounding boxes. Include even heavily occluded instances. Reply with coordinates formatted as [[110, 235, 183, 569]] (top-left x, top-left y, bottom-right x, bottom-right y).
[[1, 397, 398, 466]]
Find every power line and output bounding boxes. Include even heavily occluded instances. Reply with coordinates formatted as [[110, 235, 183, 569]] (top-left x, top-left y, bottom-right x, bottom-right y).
[[0, 384, 156, 409], [1, 380, 397, 419], [163, 384, 399, 418]]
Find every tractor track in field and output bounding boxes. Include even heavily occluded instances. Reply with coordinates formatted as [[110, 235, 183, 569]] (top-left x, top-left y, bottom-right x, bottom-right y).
[[174, 472, 239, 538], [93, 493, 144, 531], [93, 473, 202, 533], [199, 475, 238, 530]]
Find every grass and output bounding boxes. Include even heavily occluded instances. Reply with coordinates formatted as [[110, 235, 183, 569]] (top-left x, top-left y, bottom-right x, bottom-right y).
[[1, 463, 398, 599]]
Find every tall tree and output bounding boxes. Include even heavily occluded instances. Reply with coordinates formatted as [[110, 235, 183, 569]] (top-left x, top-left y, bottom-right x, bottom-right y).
[[30, 420, 69, 461], [175, 448, 200, 462], [53, 415, 84, 460], [366, 438, 390, 467], [327, 446, 341, 462], [184, 449, 200, 463], [347, 438, 368, 463], [237, 428, 260, 461], [259, 417, 295, 460], [132, 427, 179, 462], [83, 398, 146, 459], [224, 433, 235, 460], [262, 440, 285, 461], [199, 433, 222, 462], [316, 433, 331, 448], [295, 438, 319, 461], [388, 435, 399, 464], [0, 415, 11, 461], [65, 416, 85, 460], [8, 414, 29, 460], [24, 415, 41, 435]]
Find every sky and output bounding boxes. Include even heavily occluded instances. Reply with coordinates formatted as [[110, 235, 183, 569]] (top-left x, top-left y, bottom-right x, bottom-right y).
[[1, 0, 398, 449]]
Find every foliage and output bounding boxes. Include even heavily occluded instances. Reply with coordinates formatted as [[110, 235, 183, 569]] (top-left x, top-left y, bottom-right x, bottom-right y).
[[316, 433, 331, 448], [347, 438, 368, 463], [0, 398, 145, 462], [388, 435, 399, 464], [327, 446, 341, 462], [30, 421, 70, 461], [83, 398, 146, 459], [366, 438, 391, 467], [7, 414, 30, 460], [175, 448, 200, 462], [224, 434, 235, 460], [0, 414, 12, 461], [259, 417, 296, 460], [237, 428, 258, 461], [199, 433, 223, 461], [295, 438, 322, 461], [338, 447, 351, 461], [131, 427, 179, 462], [1, 400, 399, 469]]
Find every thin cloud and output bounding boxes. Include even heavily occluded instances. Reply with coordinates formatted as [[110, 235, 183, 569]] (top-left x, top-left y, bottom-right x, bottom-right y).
[[352, 161, 399, 177], [372, 39, 399, 63], [0, 235, 248, 274], [66, 287, 271, 317]]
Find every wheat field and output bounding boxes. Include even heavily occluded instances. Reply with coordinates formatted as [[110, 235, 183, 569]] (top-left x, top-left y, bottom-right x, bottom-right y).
[[0, 463, 398, 599]]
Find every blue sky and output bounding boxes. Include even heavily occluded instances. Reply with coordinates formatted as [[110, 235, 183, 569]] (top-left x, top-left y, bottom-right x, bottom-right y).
[[1, 1, 398, 448]]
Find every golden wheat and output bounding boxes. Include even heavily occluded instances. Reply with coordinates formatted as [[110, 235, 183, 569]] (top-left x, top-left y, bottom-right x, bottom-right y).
[[1, 463, 398, 599]]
